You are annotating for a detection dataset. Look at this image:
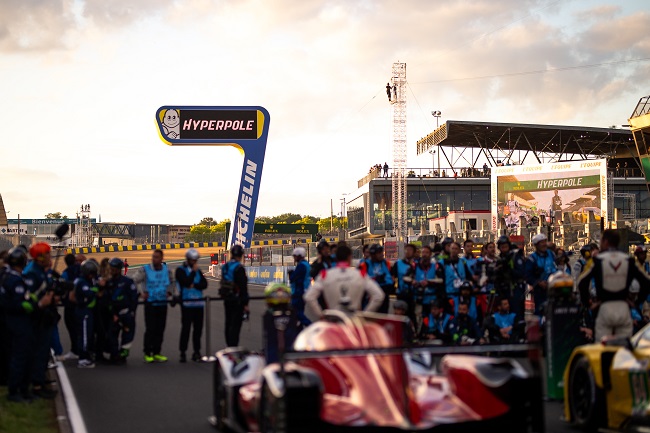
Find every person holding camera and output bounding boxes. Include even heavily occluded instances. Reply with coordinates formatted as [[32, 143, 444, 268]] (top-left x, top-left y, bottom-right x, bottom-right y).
[[494, 236, 526, 316], [175, 249, 208, 362], [133, 249, 175, 363], [439, 242, 473, 311], [365, 244, 394, 313], [413, 245, 441, 329], [391, 243, 418, 326], [220, 245, 249, 347], [106, 258, 138, 364]]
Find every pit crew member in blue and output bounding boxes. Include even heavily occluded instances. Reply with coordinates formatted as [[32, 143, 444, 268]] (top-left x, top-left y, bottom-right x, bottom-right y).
[[365, 244, 394, 314], [176, 249, 208, 362], [23, 242, 58, 398], [133, 249, 175, 363], [75, 260, 100, 368], [289, 247, 311, 327], [2, 247, 53, 402], [525, 233, 557, 316], [220, 245, 249, 347], [578, 229, 650, 341], [107, 258, 139, 364]]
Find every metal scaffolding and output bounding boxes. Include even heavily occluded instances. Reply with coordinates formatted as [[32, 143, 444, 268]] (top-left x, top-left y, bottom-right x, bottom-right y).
[[391, 62, 407, 240], [74, 204, 93, 248]]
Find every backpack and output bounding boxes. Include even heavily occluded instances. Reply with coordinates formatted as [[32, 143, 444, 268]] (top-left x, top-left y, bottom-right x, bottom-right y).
[[219, 262, 240, 300]]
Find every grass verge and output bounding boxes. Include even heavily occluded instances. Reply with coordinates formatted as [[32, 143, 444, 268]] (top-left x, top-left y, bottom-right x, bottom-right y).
[[0, 387, 59, 433]]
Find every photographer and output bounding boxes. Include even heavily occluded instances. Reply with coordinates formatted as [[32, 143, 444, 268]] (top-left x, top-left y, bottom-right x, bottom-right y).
[[494, 236, 526, 316], [365, 244, 394, 313], [439, 242, 473, 310]]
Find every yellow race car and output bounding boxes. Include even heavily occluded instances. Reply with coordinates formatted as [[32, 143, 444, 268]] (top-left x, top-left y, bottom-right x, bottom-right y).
[[564, 323, 650, 431]]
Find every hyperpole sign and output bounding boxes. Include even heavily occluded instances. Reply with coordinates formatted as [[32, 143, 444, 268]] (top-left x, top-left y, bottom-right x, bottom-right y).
[[490, 159, 607, 231], [155, 106, 270, 248]]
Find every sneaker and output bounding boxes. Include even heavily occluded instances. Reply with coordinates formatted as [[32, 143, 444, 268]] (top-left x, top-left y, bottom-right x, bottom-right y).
[[47, 361, 57, 369], [77, 360, 96, 369], [144, 354, 154, 363], [120, 348, 130, 359], [153, 354, 168, 363], [180, 352, 187, 363], [59, 352, 79, 361], [192, 352, 202, 362]]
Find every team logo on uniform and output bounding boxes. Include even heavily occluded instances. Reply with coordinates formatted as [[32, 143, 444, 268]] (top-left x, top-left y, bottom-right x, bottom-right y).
[[610, 261, 622, 272]]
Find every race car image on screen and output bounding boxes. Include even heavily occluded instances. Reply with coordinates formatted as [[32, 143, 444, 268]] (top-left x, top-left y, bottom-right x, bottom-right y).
[[211, 310, 544, 433], [564, 323, 650, 431]]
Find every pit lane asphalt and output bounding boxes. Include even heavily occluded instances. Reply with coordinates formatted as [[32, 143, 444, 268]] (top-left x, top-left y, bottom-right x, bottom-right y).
[[56, 258, 572, 433]]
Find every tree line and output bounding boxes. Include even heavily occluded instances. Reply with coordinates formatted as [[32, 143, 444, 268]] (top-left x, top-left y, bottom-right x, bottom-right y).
[[185, 214, 347, 242]]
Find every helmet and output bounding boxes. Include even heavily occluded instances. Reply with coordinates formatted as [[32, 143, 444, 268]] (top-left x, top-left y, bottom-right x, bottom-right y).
[[393, 300, 408, 311], [532, 233, 547, 245], [292, 247, 306, 258], [368, 244, 384, 255], [230, 244, 244, 257], [580, 244, 592, 258], [29, 242, 51, 258], [7, 247, 27, 268], [547, 271, 574, 297], [630, 280, 641, 294], [264, 282, 291, 307], [109, 258, 124, 269], [80, 259, 99, 279], [186, 248, 200, 261], [496, 235, 511, 246], [317, 240, 329, 252]]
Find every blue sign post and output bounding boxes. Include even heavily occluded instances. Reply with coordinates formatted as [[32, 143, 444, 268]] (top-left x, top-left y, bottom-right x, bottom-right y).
[[155, 106, 270, 248]]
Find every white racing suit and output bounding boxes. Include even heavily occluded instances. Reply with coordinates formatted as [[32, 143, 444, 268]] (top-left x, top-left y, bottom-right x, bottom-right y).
[[304, 263, 385, 317], [577, 249, 650, 341]]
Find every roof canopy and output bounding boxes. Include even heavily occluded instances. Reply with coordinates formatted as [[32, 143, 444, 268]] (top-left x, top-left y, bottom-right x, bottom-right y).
[[416, 120, 635, 160]]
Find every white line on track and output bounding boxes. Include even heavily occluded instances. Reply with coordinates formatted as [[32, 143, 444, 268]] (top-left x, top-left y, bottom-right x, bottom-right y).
[[56, 362, 88, 433]]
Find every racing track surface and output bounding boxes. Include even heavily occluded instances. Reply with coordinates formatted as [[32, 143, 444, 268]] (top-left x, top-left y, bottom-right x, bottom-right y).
[[57, 257, 572, 433]]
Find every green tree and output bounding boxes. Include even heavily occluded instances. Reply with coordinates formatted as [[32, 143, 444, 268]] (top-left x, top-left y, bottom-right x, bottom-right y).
[[45, 212, 68, 219], [211, 219, 230, 233], [199, 217, 217, 226]]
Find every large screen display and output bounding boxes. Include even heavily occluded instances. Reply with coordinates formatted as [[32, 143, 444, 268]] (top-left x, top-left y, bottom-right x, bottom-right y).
[[491, 159, 607, 230]]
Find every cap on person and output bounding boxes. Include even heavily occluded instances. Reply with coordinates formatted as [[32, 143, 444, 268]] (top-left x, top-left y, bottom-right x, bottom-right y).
[[186, 248, 200, 261], [230, 244, 244, 257], [532, 233, 547, 245], [29, 242, 51, 258], [109, 258, 124, 269], [368, 244, 384, 255], [634, 245, 647, 255], [393, 300, 408, 312], [292, 247, 306, 258]]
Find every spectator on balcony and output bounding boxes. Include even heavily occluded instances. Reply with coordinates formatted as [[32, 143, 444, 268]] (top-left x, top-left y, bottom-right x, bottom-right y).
[[624, 162, 629, 178], [441, 170, 447, 177], [483, 163, 489, 177], [615, 162, 621, 177], [383, 162, 389, 178], [433, 170, 439, 177]]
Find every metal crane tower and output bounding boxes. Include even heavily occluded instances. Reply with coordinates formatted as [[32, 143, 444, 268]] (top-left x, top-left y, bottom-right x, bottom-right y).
[[391, 62, 407, 240]]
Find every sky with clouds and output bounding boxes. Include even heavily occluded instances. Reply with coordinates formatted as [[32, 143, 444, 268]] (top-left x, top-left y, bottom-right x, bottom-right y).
[[1, 0, 649, 225]]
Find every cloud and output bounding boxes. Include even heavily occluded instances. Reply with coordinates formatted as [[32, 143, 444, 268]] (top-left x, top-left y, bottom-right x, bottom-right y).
[[0, 0, 75, 51]]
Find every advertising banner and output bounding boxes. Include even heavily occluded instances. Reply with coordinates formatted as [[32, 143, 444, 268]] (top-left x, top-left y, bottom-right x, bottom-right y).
[[155, 106, 270, 248], [491, 159, 607, 230]]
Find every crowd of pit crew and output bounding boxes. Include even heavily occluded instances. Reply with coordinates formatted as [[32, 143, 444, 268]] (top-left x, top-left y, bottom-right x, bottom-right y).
[[298, 232, 650, 346]]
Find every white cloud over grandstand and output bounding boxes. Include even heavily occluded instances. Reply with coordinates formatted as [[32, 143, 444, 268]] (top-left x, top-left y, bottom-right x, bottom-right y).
[[0, 0, 649, 224]]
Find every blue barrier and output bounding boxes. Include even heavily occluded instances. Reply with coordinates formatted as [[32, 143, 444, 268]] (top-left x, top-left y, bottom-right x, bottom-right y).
[[246, 266, 291, 285]]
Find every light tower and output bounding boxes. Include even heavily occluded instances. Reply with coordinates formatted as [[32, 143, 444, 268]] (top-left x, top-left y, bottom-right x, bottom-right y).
[[391, 62, 407, 241]]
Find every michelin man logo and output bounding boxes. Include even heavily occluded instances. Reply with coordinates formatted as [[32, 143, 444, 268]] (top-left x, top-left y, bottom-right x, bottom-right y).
[[161, 109, 180, 139]]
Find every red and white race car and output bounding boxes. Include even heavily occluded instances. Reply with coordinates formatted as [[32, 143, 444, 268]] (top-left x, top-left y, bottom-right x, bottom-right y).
[[210, 310, 544, 433]]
